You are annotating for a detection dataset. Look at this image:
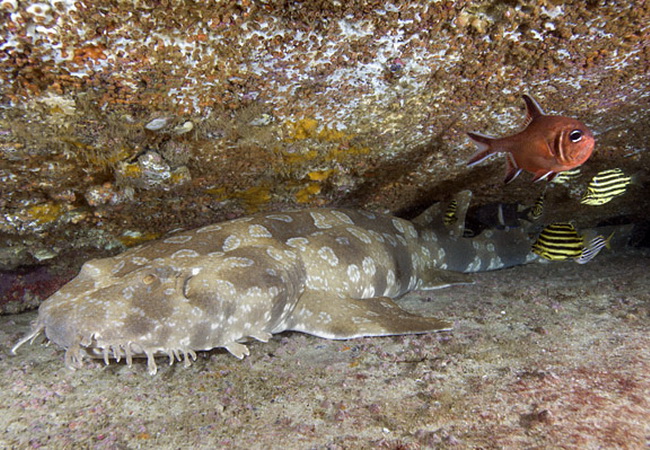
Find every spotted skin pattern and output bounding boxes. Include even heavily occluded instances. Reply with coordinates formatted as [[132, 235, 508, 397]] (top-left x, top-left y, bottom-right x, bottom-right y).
[[13, 195, 535, 374]]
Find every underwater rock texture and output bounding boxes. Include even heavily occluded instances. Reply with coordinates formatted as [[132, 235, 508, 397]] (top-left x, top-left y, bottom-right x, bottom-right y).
[[1, 2, 648, 307]]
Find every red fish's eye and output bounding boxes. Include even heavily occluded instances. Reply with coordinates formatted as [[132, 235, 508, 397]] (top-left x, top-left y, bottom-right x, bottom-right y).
[[569, 130, 583, 142]]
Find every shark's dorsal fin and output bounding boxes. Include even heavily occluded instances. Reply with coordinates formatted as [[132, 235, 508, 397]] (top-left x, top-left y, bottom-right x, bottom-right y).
[[413, 190, 472, 239], [412, 203, 443, 227]]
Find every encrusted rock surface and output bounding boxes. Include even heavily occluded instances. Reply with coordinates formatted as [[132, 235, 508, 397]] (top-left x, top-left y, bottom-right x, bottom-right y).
[[0, 2, 648, 300]]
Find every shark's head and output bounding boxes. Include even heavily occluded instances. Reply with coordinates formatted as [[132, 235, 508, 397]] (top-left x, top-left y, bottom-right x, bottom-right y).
[[21, 243, 306, 374]]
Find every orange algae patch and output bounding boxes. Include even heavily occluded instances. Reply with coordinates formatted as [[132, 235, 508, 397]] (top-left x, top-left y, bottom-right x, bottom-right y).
[[27, 203, 65, 224], [119, 162, 143, 178], [284, 117, 354, 143], [295, 183, 321, 203], [118, 231, 162, 247], [307, 169, 336, 181], [205, 186, 228, 200], [327, 145, 371, 162], [62, 138, 133, 168], [285, 117, 319, 141], [105, 148, 133, 166], [281, 149, 318, 165], [278, 117, 364, 204], [169, 172, 187, 185], [234, 186, 272, 213], [317, 127, 350, 142], [204, 185, 272, 211]]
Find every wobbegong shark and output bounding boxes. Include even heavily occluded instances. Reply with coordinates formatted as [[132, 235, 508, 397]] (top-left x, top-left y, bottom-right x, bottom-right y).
[[12, 191, 537, 374]]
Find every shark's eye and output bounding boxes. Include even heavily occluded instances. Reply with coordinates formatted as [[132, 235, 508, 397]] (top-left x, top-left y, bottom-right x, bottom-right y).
[[142, 274, 157, 285], [569, 129, 583, 142]]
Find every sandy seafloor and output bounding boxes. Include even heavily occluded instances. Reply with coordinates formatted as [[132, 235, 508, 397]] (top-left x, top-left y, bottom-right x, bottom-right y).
[[1, 250, 648, 449]]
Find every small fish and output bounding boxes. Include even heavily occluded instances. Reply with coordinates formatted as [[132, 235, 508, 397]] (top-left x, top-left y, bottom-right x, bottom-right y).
[[532, 222, 610, 263], [575, 233, 613, 264], [443, 200, 458, 225], [581, 168, 634, 206], [527, 191, 546, 222], [532, 222, 585, 261], [467, 95, 595, 183], [551, 168, 582, 184], [477, 203, 525, 230], [464, 197, 542, 235]]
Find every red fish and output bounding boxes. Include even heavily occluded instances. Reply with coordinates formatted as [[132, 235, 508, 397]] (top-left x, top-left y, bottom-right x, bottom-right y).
[[467, 95, 595, 183]]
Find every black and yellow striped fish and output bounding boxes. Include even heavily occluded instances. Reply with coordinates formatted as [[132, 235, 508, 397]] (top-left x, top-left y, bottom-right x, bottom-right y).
[[551, 168, 581, 184], [527, 191, 546, 222], [532, 222, 584, 261], [581, 168, 633, 206], [443, 200, 458, 225], [532, 222, 612, 263], [575, 233, 613, 264]]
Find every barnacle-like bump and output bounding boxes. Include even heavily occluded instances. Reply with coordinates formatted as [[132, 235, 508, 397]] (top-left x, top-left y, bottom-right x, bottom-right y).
[[142, 274, 157, 285], [0, 0, 18, 12]]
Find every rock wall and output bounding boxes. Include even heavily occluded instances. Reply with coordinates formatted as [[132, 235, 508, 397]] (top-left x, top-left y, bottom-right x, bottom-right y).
[[0, 0, 648, 310]]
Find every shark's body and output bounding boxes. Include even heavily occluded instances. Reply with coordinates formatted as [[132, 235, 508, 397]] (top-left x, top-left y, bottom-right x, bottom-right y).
[[13, 192, 536, 374]]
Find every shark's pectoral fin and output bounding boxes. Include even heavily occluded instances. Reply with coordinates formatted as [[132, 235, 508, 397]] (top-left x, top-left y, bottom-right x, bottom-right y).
[[285, 291, 452, 340]]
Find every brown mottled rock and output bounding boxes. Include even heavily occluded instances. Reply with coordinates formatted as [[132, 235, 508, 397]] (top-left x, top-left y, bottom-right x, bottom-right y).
[[0, 1, 648, 310]]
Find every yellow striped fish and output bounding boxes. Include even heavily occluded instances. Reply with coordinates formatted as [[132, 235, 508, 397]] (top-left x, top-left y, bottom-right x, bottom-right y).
[[532, 222, 611, 263], [532, 222, 584, 261], [581, 168, 633, 206], [551, 168, 581, 184], [527, 191, 546, 222], [443, 200, 458, 225], [575, 233, 613, 264]]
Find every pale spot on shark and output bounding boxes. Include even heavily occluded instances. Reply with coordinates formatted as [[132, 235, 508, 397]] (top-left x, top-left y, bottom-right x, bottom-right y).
[[224, 257, 255, 268], [171, 249, 200, 259], [310, 211, 333, 229], [131, 257, 150, 265], [347, 264, 361, 283], [331, 210, 354, 224], [249, 224, 272, 238], [266, 214, 294, 223], [196, 224, 223, 233], [286, 237, 309, 250], [223, 235, 241, 252], [362, 257, 376, 276], [347, 227, 372, 244], [164, 235, 193, 244], [317, 246, 339, 266]]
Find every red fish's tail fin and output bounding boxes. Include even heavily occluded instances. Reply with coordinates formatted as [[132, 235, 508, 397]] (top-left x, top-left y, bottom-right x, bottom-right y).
[[467, 132, 497, 167], [531, 170, 556, 183], [504, 154, 523, 184]]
